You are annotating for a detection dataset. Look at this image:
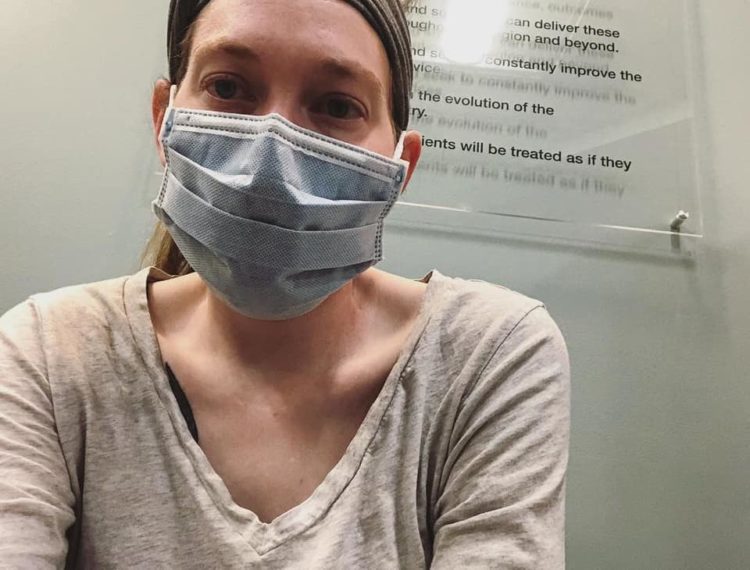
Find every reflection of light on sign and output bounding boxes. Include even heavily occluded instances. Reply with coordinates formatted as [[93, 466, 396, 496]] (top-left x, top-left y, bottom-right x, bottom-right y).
[[441, 0, 509, 64]]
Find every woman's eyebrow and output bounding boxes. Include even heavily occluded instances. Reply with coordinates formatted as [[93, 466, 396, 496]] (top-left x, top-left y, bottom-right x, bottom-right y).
[[316, 58, 386, 99], [192, 40, 261, 67]]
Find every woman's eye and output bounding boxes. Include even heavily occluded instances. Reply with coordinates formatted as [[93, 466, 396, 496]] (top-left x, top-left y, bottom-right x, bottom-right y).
[[207, 78, 241, 100], [321, 97, 364, 120]]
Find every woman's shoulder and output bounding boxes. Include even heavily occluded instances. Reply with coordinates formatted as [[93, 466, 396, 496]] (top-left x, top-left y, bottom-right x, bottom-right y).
[[3, 271, 141, 327], [415, 270, 567, 391], [425, 270, 555, 338], [0, 268, 157, 369], [414, 271, 569, 430]]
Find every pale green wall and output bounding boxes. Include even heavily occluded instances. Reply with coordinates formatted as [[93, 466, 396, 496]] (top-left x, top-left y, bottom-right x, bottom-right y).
[[1, 1, 747, 567]]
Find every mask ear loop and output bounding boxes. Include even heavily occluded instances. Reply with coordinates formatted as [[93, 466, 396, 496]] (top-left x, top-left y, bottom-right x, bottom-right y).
[[158, 84, 178, 143], [394, 131, 407, 161], [393, 131, 410, 189]]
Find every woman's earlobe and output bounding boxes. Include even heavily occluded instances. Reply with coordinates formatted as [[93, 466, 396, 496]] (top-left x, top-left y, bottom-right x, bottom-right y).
[[400, 130, 423, 191]]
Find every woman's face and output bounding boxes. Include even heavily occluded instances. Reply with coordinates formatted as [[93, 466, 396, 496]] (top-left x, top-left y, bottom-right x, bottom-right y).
[[154, 0, 419, 164]]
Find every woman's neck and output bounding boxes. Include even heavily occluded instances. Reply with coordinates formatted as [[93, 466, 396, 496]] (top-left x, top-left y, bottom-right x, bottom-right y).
[[190, 271, 377, 377]]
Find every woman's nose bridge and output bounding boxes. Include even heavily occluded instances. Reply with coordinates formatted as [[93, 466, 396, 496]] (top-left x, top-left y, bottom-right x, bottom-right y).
[[257, 90, 303, 124]]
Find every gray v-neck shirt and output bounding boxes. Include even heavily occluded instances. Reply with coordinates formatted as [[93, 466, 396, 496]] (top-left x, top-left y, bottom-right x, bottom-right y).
[[0, 268, 570, 569]]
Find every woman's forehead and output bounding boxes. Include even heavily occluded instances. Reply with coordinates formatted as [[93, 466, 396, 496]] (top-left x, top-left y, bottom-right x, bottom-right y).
[[190, 0, 392, 78]]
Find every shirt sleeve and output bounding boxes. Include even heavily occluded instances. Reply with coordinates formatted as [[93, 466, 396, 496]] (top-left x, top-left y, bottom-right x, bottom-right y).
[[0, 300, 75, 568], [431, 306, 571, 570]]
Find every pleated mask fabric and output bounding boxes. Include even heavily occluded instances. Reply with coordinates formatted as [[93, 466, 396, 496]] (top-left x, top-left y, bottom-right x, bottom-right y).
[[153, 99, 409, 320]]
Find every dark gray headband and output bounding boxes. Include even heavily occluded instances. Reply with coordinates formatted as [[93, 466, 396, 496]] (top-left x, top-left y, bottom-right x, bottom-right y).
[[167, 0, 413, 131]]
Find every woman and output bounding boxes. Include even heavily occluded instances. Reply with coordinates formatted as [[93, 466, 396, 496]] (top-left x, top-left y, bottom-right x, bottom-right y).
[[0, 0, 570, 567]]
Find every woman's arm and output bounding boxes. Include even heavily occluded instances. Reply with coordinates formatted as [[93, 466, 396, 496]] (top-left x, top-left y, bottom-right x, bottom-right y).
[[431, 307, 571, 569], [0, 300, 75, 568]]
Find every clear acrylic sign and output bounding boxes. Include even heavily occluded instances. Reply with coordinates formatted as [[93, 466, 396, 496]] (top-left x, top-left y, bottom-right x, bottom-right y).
[[396, 0, 705, 254]]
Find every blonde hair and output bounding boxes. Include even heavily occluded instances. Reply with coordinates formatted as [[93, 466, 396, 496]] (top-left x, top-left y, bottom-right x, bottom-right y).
[[140, 221, 193, 275]]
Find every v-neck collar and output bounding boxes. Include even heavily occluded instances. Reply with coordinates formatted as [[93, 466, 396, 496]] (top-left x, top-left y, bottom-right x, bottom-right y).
[[123, 266, 442, 555]]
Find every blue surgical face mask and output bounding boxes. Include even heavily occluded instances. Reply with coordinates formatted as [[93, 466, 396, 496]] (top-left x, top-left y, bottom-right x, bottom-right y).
[[153, 87, 409, 321]]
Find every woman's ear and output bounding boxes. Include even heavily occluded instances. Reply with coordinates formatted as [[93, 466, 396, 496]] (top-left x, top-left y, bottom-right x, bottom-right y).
[[398, 130, 423, 192], [152, 79, 172, 167]]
